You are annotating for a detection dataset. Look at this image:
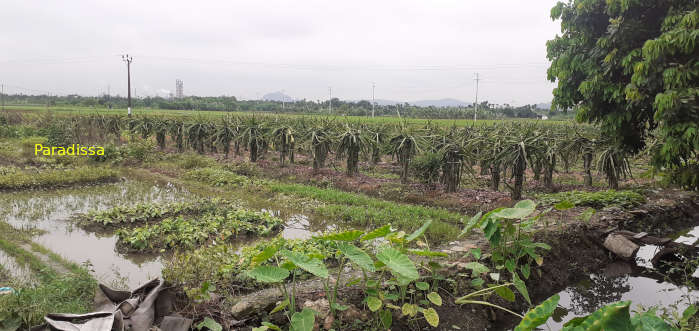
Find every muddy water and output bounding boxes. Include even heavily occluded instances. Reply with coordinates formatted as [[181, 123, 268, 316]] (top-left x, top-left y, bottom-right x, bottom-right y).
[[0, 249, 34, 285], [0, 178, 331, 288], [528, 262, 699, 330], [0, 180, 191, 288]]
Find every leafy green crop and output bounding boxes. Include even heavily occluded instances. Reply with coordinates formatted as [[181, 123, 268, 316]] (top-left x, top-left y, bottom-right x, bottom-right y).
[[536, 190, 645, 208]]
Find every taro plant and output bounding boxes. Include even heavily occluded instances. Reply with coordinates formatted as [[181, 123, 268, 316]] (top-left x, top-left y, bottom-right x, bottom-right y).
[[460, 200, 552, 305], [513, 294, 697, 331]]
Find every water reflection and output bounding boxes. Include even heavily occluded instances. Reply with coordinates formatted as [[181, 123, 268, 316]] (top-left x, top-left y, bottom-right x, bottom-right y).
[[539, 262, 699, 330], [0, 180, 191, 288]]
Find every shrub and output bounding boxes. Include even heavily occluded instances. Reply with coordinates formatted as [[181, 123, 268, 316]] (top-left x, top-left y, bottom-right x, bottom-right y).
[[184, 167, 248, 187], [411, 151, 442, 184], [123, 138, 157, 163], [176, 152, 216, 170], [0, 167, 119, 190]]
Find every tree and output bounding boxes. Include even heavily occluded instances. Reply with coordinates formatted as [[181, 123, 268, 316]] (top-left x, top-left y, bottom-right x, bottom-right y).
[[547, 0, 697, 189]]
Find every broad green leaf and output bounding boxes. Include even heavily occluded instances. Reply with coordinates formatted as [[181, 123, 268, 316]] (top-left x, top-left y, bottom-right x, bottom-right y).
[[632, 313, 673, 331], [427, 292, 442, 306], [459, 212, 482, 238], [290, 308, 315, 331], [402, 303, 418, 317], [513, 273, 531, 304], [379, 309, 393, 328], [423, 307, 440, 327], [554, 200, 575, 210], [494, 286, 515, 302], [337, 242, 375, 272], [196, 317, 222, 331], [361, 224, 392, 241], [251, 245, 278, 267], [505, 259, 516, 274], [261, 322, 281, 331], [514, 294, 559, 331], [317, 229, 364, 241], [376, 246, 419, 281], [470, 248, 482, 260], [416, 281, 429, 291], [471, 277, 485, 287], [464, 261, 490, 276], [408, 249, 448, 257], [562, 301, 632, 331], [513, 199, 536, 210], [282, 250, 328, 278], [495, 200, 536, 219], [367, 296, 382, 312], [406, 220, 433, 242], [521, 263, 531, 279], [270, 299, 289, 314], [681, 305, 698, 324], [247, 266, 289, 283]]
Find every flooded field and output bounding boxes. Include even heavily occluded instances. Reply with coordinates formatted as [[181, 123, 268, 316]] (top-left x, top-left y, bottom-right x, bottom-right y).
[[0, 176, 330, 288]]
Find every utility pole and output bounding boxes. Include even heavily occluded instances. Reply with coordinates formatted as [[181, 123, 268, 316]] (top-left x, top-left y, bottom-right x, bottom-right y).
[[328, 87, 332, 114], [371, 82, 375, 118], [122, 54, 133, 117], [1, 84, 4, 113], [473, 73, 480, 122]]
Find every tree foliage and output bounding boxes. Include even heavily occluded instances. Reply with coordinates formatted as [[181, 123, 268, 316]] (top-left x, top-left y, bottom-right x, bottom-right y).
[[547, 0, 697, 189]]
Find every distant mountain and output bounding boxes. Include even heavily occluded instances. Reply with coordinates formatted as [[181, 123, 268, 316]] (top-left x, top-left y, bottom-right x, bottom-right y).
[[262, 91, 294, 102], [535, 102, 552, 110], [410, 98, 470, 108]]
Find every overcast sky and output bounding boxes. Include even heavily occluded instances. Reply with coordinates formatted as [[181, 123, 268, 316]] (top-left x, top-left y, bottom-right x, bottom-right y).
[[0, 0, 562, 105]]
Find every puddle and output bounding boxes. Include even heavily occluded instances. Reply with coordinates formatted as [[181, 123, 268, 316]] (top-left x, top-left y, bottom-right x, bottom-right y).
[[518, 262, 699, 330], [0, 180, 191, 288], [674, 226, 699, 246]]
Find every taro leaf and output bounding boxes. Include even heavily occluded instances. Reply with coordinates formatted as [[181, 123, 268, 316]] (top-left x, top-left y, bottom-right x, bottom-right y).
[[631, 313, 674, 331], [465, 261, 490, 276], [681, 305, 698, 325], [290, 308, 315, 331], [505, 259, 516, 274], [367, 296, 382, 312], [470, 247, 482, 260], [427, 292, 442, 306], [459, 211, 483, 238], [562, 301, 632, 331], [406, 220, 433, 242], [402, 303, 418, 317], [408, 249, 448, 258], [514, 294, 559, 331], [495, 200, 536, 219], [196, 317, 222, 331], [376, 246, 419, 281], [423, 307, 440, 327], [336, 242, 375, 272], [270, 299, 289, 314], [521, 263, 531, 279], [379, 309, 393, 328], [494, 286, 516, 302], [554, 200, 575, 211], [247, 266, 290, 283], [416, 282, 430, 291], [362, 224, 392, 241], [471, 278, 485, 287], [282, 250, 328, 278], [513, 273, 531, 304], [261, 322, 281, 331], [251, 245, 279, 267], [317, 229, 364, 242]]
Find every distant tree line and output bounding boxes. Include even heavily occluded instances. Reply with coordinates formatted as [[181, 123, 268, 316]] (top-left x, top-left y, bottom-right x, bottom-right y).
[[2, 94, 552, 119]]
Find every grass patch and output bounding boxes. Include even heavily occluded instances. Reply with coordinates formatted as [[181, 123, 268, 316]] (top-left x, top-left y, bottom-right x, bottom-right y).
[[0, 166, 118, 190], [265, 181, 463, 242], [183, 167, 249, 187], [0, 223, 96, 328], [536, 189, 646, 208]]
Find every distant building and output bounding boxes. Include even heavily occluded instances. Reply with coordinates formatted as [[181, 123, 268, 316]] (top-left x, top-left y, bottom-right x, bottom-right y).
[[175, 79, 184, 98]]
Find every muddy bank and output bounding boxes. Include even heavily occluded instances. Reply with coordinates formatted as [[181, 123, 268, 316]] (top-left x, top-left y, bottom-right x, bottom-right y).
[[489, 191, 699, 329]]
